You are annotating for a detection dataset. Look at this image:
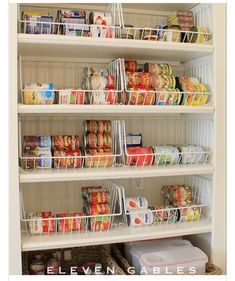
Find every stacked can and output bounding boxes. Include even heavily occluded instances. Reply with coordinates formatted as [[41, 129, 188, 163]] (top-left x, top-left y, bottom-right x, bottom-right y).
[[51, 135, 82, 168], [89, 11, 114, 38], [57, 212, 86, 233], [22, 136, 52, 169], [125, 197, 154, 226], [82, 186, 112, 231], [84, 120, 113, 168]]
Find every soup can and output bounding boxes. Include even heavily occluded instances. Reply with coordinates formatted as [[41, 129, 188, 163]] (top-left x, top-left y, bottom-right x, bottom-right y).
[[163, 25, 181, 42], [87, 191, 110, 205], [105, 90, 118, 105], [127, 209, 154, 226], [82, 186, 102, 200], [154, 205, 178, 224], [155, 88, 181, 105], [57, 212, 86, 232], [85, 149, 113, 168], [53, 149, 82, 168], [153, 146, 180, 165], [89, 11, 112, 26], [178, 145, 206, 164], [126, 71, 140, 87], [127, 88, 155, 105], [52, 135, 79, 151], [56, 88, 85, 104], [125, 197, 148, 211], [162, 185, 192, 206], [97, 120, 112, 134], [28, 212, 56, 234], [126, 146, 154, 166], [89, 216, 111, 231], [179, 77, 200, 84], [86, 204, 111, 215], [85, 120, 98, 134], [85, 132, 98, 149], [23, 136, 51, 150], [22, 149, 52, 169], [177, 205, 201, 222], [125, 60, 138, 72]]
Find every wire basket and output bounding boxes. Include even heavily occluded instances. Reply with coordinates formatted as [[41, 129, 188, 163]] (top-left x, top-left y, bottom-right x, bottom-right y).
[[19, 3, 122, 37], [120, 59, 212, 106], [120, 121, 211, 167], [20, 181, 123, 235], [121, 176, 211, 227], [19, 120, 123, 171], [22, 245, 126, 275], [20, 58, 124, 106]]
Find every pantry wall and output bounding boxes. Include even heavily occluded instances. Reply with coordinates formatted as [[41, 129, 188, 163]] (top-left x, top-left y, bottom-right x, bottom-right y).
[[9, 3, 226, 275]]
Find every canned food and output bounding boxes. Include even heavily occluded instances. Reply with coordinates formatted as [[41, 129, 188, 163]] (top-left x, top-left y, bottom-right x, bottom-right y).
[[140, 28, 157, 40], [104, 90, 118, 105], [52, 135, 79, 151], [127, 209, 154, 226], [28, 212, 56, 234], [23, 136, 51, 150], [155, 88, 181, 105], [98, 120, 112, 134], [162, 185, 192, 206], [87, 191, 110, 205], [23, 83, 54, 105], [56, 88, 85, 104], [22, 149, 52, 169], [154, 205, 178, 224], [126, 146, 154, 166], [178, 145, 206, 164], [105, 75, 116, 90], [90, 216, 111, 231], [82, 186, 102, 200], [127, 89, 155, 105], [86, 204, 111, 215], [90, 26, 114, 38], [103, 133, 112, 148], [85, 149, 113, 168], [89, 11, 112, 26], [144, 63, 172, 75], [126, 71, 140, 87], [179, 77, 200, 84], [85, 120, 99, 134], [180, 83, 208, 106], [189, 26, 209, 43], [177, 205, 200, 222], [57, 212, 86, 232], [163, 25, 181, 42], [125, 60, 138, 72], [125, 197, 148, 211], [151, 74, 175, 89], [53, 149, 82, 168], [121, 25, 134, 39], [153, 146, 180, 165], [85, 133, 98, 149]]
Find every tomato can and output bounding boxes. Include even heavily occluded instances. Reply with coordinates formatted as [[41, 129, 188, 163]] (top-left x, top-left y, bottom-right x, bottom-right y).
[[89, 216, 111, 231], [53, 149, 82, 168], [178, 145, 206, 164], [56, 88, 85, 104], [154, 205, 178, 224], [22, 149, 52, 169], [127, 89, 155, 105], [28, 212, 56, 235], [23, 136, 51, 150], [104, 90, 118, 105], [153, 146, 180, 165], [127, 209, 154, 226], [85, 204, 111, 215], [125, 197, 148, 211], [126, 71, 140, 87], [85, 149, 113, 168], [52, 135, 79, 151], [57, 212, 86, 232], [82, 186, 102, 200], [87, 191, 110, 205], [125, 60, 138, 72], [156, 88, 182, 105], [126, 146, 154, 166]]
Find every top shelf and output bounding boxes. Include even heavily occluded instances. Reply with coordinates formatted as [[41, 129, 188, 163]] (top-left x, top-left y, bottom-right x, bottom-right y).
[[18, 34, 213, 62]]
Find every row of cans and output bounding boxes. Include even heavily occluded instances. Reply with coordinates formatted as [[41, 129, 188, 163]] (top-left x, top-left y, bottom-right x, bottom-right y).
[[125, 145, 206, 166], [126, 205, 201, 226], [22, 148, 113, 169]]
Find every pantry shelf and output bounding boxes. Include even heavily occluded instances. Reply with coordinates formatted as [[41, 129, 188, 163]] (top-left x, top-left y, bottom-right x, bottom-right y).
[[19, 164, 214, 183], [21, 218, 212, 251], [18, 104, 215, 115], [18, 34, 213, 62]]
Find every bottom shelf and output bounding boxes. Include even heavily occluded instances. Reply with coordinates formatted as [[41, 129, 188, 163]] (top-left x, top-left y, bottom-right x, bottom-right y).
[[21, 218, 212, 252]]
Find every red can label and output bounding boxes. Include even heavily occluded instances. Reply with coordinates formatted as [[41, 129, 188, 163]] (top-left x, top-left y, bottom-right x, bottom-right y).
[[126, 147, 154, 166], [57, 212, 86, 232], [125, 60, 138, 72], [53, 149, 82, 168], [88, 191, 110, 205], [87, 204, 111, 215], [105, 75, 116, 90], [52, 135, 79, 151], [128, 89, 155, 105], [90, 216, 111, 231]]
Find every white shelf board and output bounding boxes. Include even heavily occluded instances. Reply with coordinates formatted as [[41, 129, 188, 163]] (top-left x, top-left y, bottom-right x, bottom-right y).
[[18, 34, 213, 62], [21, 219, 212, 251], [19, 164, 214, 183], [18, 104, 215, 115]]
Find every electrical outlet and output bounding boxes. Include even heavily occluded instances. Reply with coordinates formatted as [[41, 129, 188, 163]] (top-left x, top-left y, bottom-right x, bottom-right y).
[[131, 178, 144, 191]]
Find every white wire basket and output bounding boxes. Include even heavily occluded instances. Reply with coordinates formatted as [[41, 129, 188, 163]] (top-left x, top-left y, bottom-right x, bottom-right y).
[[119, 4, 212, 44], [121, 176, 211, 227], [120, 59, 212, 106], [120, 121, 211, 166], [19, 120, 123, 171], [20, 59, 124, 105], [20, 181, 123, 235], [19, 3, 122, 37]]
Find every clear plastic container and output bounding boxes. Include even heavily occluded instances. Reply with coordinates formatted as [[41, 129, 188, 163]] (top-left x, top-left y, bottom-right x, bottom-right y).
[[138, 246, 208, 275]]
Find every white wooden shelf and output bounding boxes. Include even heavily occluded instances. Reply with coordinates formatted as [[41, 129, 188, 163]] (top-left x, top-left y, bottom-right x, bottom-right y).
[[19, 164, 214, 183], [18, 104, 215, 115], [21, 218, 212, 251], [18, 34, 213, 62]]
